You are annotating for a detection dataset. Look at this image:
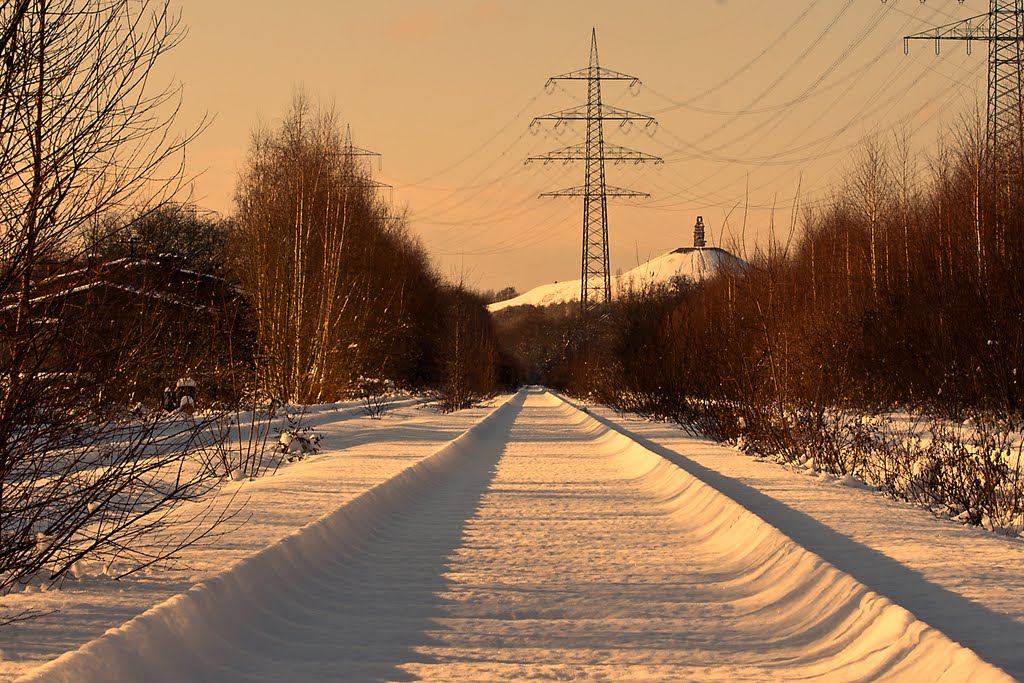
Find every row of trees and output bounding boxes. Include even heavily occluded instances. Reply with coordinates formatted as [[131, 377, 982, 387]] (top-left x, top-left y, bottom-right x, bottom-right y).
[[507, 119, 1024, 418], [231, 94, 502, 405]]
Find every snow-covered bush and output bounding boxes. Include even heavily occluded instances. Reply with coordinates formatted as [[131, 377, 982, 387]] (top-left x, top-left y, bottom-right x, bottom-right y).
[[278, 427, 322, 461]]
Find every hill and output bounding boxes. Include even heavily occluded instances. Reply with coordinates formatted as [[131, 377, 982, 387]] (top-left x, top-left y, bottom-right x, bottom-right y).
[[488, 246, 747, 312]]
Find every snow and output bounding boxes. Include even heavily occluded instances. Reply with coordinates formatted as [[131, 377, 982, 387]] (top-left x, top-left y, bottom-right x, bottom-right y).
[[488, 247, 746, 312], [8, 388, 1016, 681], [580, 398, 1024, 679], [0, 397, 498, 681], [10, 280, 209, 312]]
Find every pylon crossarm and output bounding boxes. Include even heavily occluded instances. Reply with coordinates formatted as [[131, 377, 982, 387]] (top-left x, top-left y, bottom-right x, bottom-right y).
[[546, 66, 641, 85], [533, 103, 656, 123], [906, 13, 994, 41], [527, 143, 662, 164], [539, 186, 587, 197], [342, 146, 382, 158], [904, 13, 1005, 53], [540, 185, 649, 198], [604, 186, 651, 197]]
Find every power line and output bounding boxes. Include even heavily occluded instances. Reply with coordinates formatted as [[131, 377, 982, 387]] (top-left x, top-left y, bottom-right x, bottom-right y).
[[395, 87, 547, 188], [634, 3, 965, 210], [651, 0, 827, 113]]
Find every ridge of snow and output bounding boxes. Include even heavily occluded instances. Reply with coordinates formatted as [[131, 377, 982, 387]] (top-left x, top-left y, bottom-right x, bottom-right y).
[[17, 394, 523, 683]]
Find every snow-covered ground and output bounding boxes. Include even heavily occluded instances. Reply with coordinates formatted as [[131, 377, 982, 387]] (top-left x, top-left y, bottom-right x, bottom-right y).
[[7, 387, 1020, 681], [0, 397, 503, 681], [488, 246, 746, 312], [580, 398, 1024, 679]]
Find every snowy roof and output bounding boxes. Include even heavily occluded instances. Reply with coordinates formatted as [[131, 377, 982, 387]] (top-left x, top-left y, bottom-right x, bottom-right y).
[[1, 256, 236, 313]]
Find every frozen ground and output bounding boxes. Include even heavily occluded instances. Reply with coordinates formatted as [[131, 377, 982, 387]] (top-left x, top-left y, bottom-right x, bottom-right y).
[[6, 388, 1022, 681]]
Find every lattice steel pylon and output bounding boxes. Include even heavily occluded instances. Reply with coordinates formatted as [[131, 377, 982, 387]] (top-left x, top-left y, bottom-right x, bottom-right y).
[[528, 29, 661, 314], [891, 1, 1024, 163], [341, 125, 392, 200]]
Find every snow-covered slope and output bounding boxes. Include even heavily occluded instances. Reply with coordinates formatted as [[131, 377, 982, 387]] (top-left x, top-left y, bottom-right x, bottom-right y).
[[488, 246, 746, 312]]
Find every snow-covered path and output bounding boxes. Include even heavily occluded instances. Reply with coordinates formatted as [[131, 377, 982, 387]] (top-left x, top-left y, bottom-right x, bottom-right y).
[[18, 389, 1012, 681]]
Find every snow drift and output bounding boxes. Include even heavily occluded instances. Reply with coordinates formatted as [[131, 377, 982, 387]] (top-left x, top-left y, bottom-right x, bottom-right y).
[[546, 392, 1011, 682]]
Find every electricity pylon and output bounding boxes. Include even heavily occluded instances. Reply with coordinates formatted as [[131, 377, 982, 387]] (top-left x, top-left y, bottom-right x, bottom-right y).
[[343, 124, 381, 165], [528, 29, 661, 314], [891, 1, 1024, 162], [893, 1, 1024, 272], [342, 125, 392, 199]]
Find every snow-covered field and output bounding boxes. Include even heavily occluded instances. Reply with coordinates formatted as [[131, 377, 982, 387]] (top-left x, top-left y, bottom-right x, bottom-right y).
[[5, 388, 1023, 681]]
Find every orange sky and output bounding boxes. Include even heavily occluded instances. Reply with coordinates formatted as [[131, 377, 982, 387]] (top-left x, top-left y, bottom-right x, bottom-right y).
[[160, 1, 989, 292]]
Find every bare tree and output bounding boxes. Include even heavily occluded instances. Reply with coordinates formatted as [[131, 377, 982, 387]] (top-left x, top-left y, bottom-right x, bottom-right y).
[[233, 94, 373, 401], [848, 135, 890, 299], [232, 93, 468, 404], [0, 1, 225, 611]]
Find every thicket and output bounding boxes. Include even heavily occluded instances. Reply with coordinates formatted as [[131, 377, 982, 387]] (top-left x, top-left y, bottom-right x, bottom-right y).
[[497, 120, 1024, 531], [0, 0, 240, 609], [68, 203, 249, 405]]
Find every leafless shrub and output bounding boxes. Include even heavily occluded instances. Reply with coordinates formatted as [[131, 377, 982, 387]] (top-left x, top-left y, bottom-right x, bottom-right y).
[[358, 377, 393, 419], [208, 400, 279, 481], [275, 412, 321, 462], [0, 409, 239, 594], [925, 413, 1024, 529]]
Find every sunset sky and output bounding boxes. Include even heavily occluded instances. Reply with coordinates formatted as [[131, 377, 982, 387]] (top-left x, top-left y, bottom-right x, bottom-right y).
[[160, 1, 989, 292]]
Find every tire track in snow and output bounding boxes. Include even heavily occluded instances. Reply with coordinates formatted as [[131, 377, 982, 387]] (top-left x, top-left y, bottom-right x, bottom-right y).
[[19, 388, 1012, 681]]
